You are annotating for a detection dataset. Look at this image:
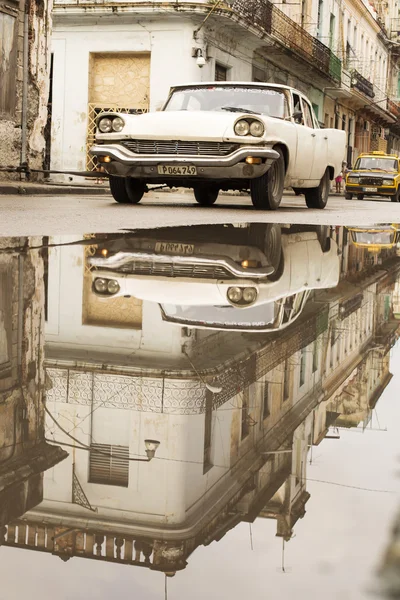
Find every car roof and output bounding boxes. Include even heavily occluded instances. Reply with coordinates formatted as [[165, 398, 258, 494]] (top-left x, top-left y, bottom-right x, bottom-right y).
[[358, 152, 398, 158], [170, 82, 297, 93]]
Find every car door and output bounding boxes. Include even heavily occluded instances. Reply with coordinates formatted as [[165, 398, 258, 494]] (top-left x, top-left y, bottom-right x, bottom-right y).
[[302, 97, 328, 182], [290, 93, 316, 181]]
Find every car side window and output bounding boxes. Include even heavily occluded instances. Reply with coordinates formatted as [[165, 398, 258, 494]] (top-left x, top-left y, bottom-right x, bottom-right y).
[[292, 93, 304, 125], [301, 99, 314, 128]]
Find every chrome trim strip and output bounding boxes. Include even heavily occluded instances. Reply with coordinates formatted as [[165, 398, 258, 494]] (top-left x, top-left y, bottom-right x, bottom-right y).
[[90, 144, 279, 167], [89, 251, 274, 278]]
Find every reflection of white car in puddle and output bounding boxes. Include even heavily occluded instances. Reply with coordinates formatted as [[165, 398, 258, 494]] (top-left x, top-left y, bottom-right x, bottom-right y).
[[89, 224, 340, 332]]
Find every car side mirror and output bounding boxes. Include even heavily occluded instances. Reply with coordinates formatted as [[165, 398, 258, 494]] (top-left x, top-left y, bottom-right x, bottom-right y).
[[293, 111, 303, 123]]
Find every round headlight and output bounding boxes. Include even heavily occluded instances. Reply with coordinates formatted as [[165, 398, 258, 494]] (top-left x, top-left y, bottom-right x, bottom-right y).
[[98, 118, 112, 133], [94, 278, 108, 293], [107, 280, 120, 294], [243, 287, 258, 303], [249, 121, 265, 137], [234, 120, 250, 136], [227, 287, 243, 303], [112, 117, 124, 133]]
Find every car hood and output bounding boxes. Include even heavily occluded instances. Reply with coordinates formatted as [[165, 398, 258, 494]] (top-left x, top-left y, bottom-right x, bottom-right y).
[[96, 111, 264, 143]]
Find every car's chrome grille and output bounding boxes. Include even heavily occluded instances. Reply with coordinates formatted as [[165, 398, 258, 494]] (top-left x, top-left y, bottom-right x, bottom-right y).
[[359, 177, 383, 185], [119, 140, 239, 156], [102, 261, 235, 279]]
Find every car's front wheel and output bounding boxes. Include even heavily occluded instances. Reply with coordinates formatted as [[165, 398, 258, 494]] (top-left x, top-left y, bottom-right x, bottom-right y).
[[305, 168, 330, 209], [194, 186, 219, 206], [109, 176, 145, 204], [345, 192, 353, 200], [250, 223, 282, 275], [391, 189, 399, 202], [356, 194, 364, 200], [250, 147, 285, 210]]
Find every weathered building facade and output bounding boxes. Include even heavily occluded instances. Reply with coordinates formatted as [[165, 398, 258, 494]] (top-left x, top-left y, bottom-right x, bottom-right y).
[[0, 0, 53, 178], [0, 238, 67, 529]]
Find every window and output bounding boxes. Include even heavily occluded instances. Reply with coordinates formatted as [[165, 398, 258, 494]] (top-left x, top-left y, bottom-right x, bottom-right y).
[[317, 0, 324, 38], [215, 63, 228, 82], [203, 392, 213, 472], [0, 268, 12, 377], [283, 360, 291, 401], [292, 93, 303, 124], [299, 348, 307, 387], [241, 392, 249, 440], [312, 341, 318, 373], [263, 382, 270, 419], [89, 444, 129, 487], [301, 99, 314, 128], [0, 8, 17, 115], [329, 13, 335, 49]]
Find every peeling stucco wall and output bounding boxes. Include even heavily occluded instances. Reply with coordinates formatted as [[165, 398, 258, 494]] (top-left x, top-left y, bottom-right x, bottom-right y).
[[0, 0, 52, 179]]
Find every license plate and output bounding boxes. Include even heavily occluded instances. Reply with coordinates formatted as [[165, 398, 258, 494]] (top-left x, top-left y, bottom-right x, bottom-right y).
[[157, 165, 197, 176], [363, 187, 378, 192], [155, 242, 194, 255]]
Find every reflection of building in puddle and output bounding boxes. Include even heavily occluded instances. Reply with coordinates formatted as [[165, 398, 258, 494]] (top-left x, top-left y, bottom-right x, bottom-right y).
[[2, 230, 400, 574], [0, 238, 67, 532]]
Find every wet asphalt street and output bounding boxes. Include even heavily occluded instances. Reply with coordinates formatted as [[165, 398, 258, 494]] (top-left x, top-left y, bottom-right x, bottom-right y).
[[2, 190, 400, 235]]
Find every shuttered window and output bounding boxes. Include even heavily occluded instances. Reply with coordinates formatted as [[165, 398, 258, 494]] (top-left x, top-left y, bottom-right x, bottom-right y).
[[89, 444, 129, 487], [215, 63, 228, 82], [0, 8, 17, 116]]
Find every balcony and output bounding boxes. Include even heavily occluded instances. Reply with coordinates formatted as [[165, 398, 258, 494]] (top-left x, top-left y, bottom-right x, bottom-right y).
[[232, 0, 341, 82]]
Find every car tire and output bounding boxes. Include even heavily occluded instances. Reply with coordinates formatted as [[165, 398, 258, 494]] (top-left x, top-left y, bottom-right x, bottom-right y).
[[305, 168, 330, 209], [314, 225, 331, 252], [391, 190, 399, 202], [250, 147, 285, 210], [344, 193, 353, 200], [250, 223, 282, 274], [109, 176, 145, 204], [194, 186, 219, 206], [357, 194, 364, 200]]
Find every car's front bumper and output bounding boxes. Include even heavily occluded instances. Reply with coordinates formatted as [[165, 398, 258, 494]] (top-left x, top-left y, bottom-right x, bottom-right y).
[[90, 143, 279, 180], [346, 185, 396, 196]]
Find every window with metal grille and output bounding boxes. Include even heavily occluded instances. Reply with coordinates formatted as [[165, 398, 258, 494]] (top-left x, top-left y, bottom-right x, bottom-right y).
[[215, 63, 228, 82], [299, 348, 307, 387], [89, 444, 129, 487]]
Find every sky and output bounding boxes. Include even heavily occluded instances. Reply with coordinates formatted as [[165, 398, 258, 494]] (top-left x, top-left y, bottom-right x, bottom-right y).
[[1, 346, 399, 600]]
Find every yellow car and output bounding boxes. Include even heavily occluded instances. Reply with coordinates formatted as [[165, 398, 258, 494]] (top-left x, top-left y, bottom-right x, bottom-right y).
[[347, 225, 400, 253], [345, 151, 400, 202]]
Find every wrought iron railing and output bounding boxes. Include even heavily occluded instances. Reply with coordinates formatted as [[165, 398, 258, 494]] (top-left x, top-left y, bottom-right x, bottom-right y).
[[232, 0, 341, 81]]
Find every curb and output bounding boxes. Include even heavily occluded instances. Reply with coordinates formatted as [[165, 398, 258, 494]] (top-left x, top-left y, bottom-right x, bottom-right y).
[[0, 183, 111, 196]]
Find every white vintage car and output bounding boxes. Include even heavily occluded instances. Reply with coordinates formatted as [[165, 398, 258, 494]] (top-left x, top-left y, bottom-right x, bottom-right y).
[[90, 83, 346, 210], [88, 224, 340, 332]]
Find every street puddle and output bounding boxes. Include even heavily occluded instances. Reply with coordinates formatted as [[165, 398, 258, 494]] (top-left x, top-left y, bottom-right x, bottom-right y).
[[0, 223, 399, 599]]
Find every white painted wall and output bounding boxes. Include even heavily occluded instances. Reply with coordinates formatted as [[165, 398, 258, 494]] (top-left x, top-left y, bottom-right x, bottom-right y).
[[46, 238, 184, 357], [50, 16, 253, 180]]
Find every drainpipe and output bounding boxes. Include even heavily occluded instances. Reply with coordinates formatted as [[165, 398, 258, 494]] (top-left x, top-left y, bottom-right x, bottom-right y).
[[21, 9, 29, 178]]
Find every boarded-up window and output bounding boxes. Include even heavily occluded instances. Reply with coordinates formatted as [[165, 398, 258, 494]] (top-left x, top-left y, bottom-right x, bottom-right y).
[[0, 9, 17, 115], [89, 444, 129, 487]]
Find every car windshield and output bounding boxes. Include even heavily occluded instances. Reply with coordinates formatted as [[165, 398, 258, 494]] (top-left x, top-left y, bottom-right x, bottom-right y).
[[351, 231, 395, 245], [164, 86, 289, 118], [354, 157, 398, 171]]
